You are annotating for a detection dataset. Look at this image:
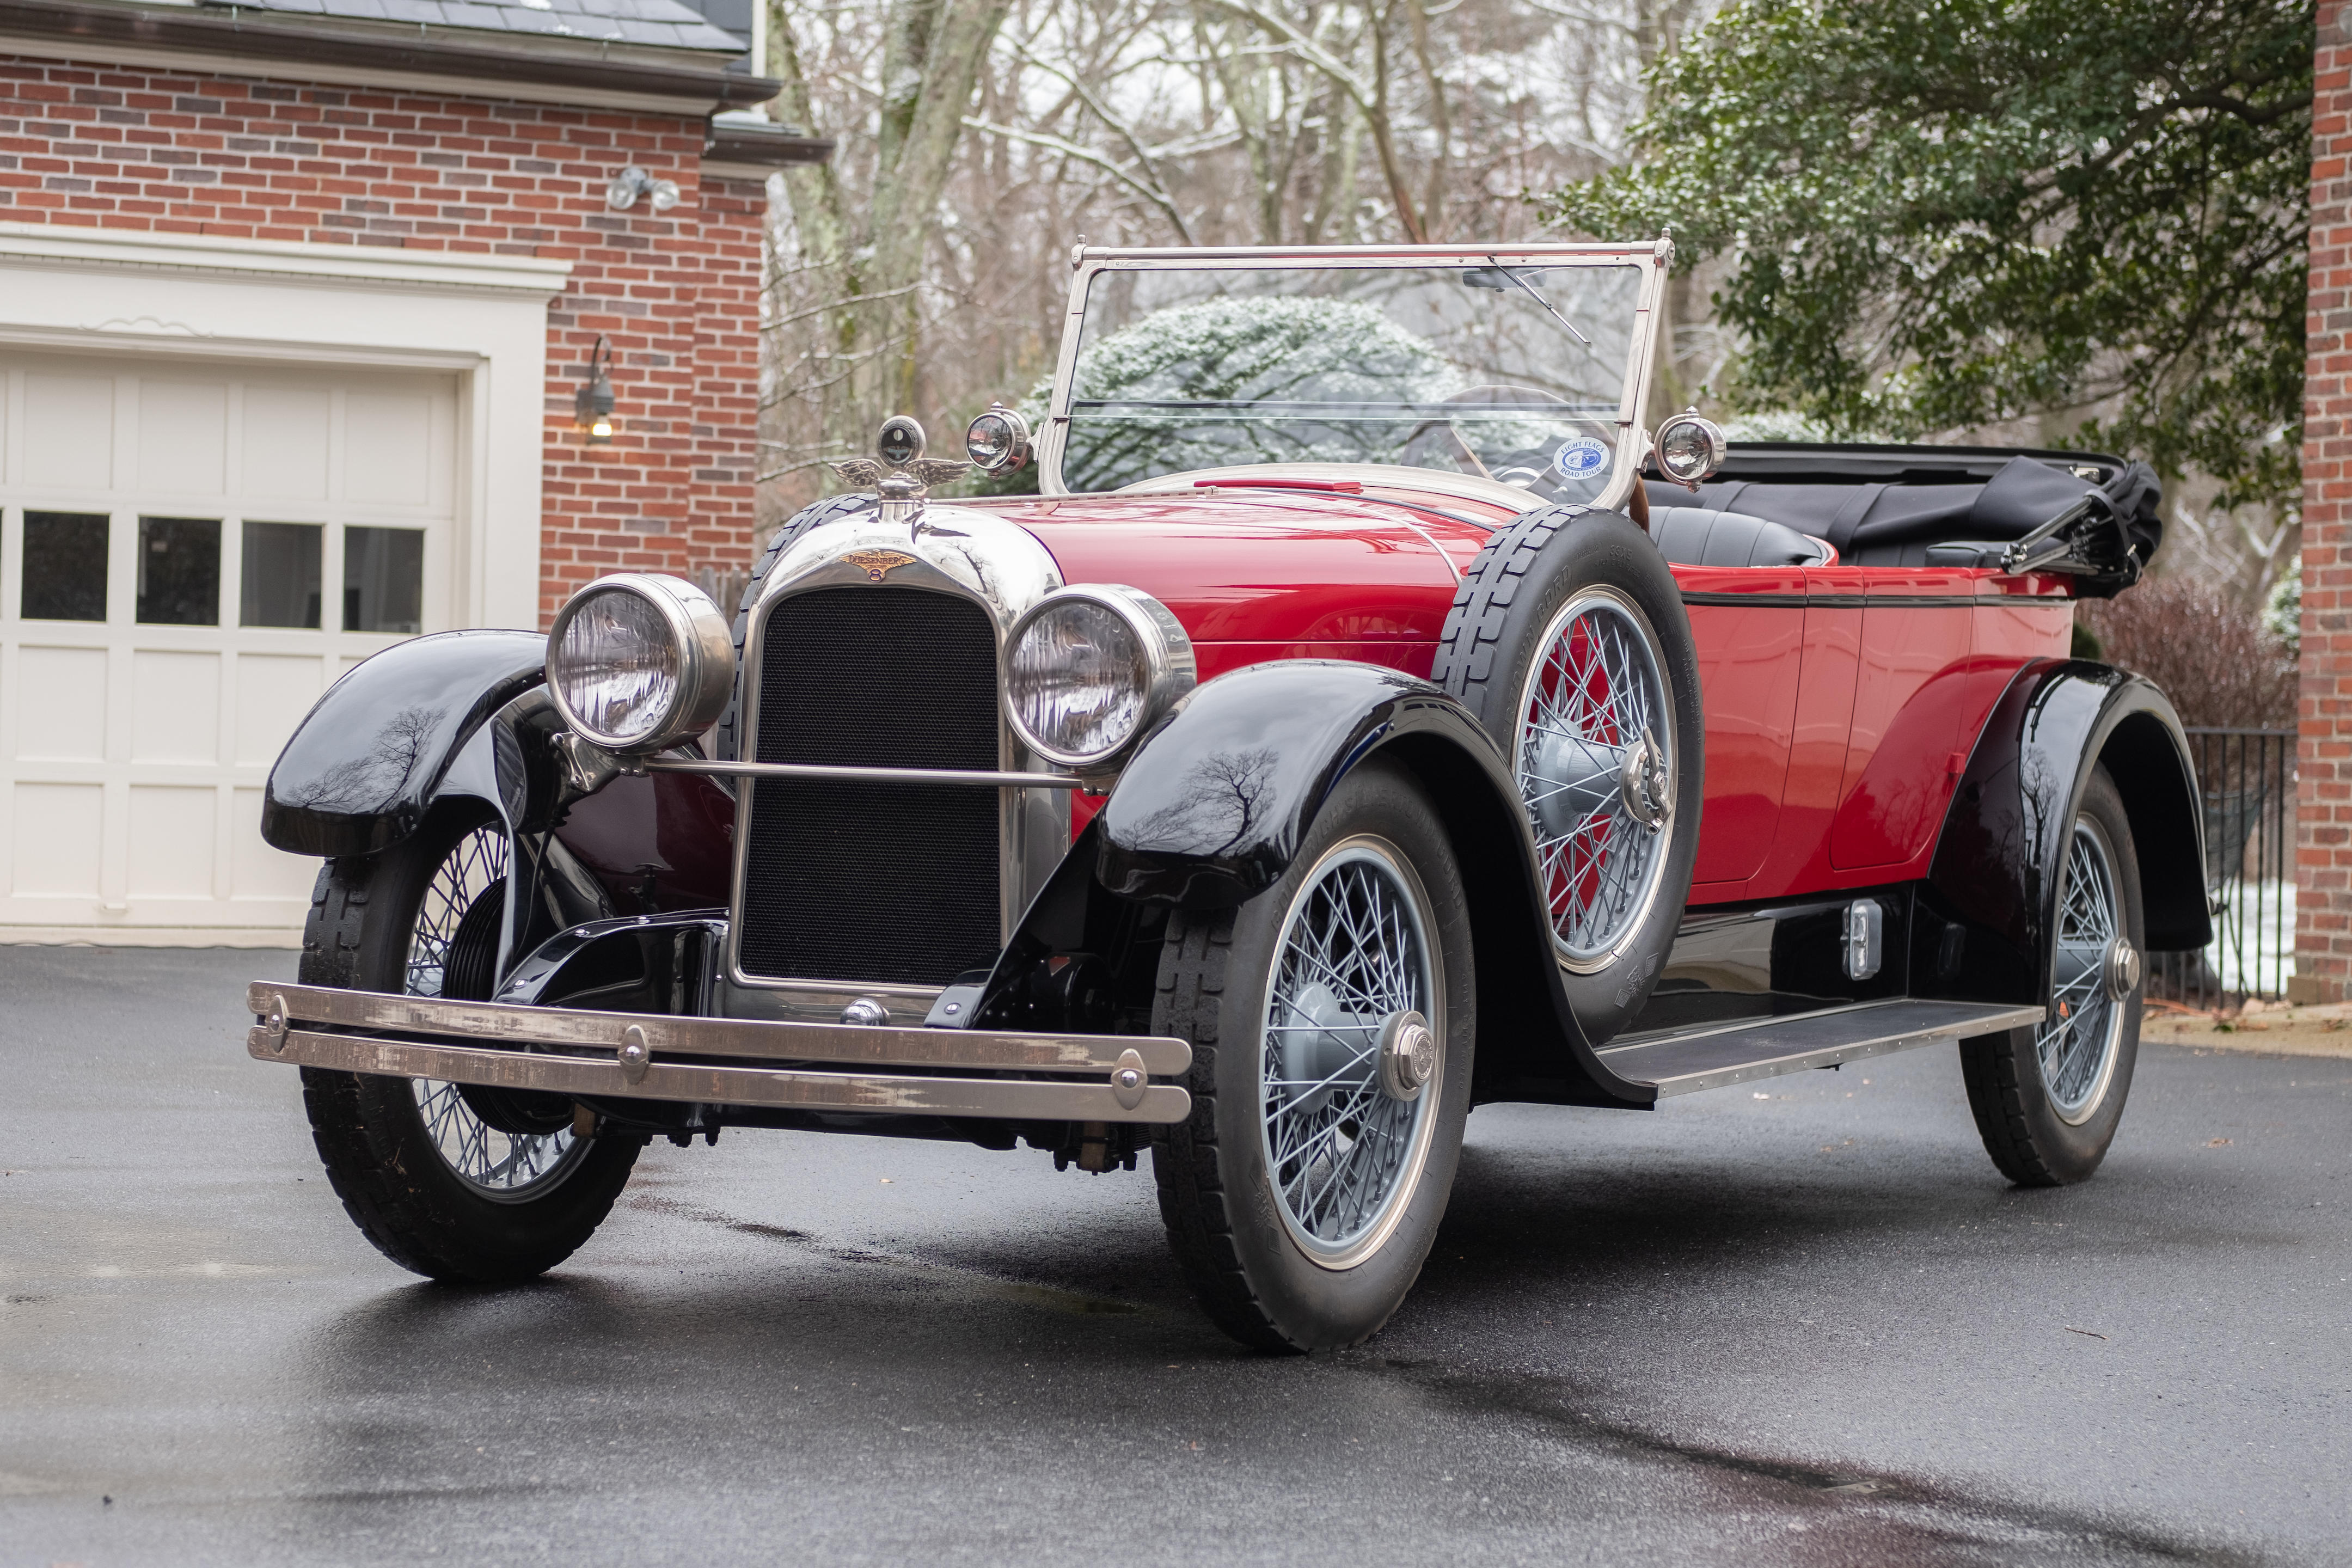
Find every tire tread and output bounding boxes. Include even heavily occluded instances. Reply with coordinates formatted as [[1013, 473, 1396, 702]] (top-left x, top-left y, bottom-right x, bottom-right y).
[[1429, 504, 1587, 712], [297, 855, 468, 1276], [1151, 908, 1296, 1352]]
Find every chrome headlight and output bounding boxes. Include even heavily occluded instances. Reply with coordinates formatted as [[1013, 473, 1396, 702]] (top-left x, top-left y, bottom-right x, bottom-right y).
[[545, 573, 734, 754], [1005, 585, 1196, 772], [1652, 409, 1727, 489]]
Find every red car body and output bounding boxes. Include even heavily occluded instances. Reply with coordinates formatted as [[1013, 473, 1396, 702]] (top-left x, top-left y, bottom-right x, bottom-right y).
[[561, 480, 2072, 925]]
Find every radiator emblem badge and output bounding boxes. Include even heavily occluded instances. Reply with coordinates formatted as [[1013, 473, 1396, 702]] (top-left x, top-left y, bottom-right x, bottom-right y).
[[844, 548, 917, 581]]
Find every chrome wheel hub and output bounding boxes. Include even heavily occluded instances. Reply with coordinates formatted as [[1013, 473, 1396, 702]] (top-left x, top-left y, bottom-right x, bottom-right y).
[[1260, 838, 1442, 1270], [2103, 935, 2141, 1002], [1377, 1010, 1436, 1101], [1515, 589, 1676, 970]]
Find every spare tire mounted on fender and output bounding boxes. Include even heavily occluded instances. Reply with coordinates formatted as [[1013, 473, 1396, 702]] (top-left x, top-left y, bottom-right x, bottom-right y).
[[1430, 503, 1704, 1045]]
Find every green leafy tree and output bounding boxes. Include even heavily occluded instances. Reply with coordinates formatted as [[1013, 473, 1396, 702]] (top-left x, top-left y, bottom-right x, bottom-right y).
[[1546, 0, 2313, 511]]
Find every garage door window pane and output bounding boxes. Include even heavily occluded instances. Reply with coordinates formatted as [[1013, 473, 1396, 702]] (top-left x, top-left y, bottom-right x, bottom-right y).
[[137, 517, 221, 626], [21, 512, 109, 621], [344, 526, 423, 634], [241, 522, 322, 629]]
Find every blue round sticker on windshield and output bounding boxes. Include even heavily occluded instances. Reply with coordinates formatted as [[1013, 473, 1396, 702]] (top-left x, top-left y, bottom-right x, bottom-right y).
[[1554, 436, 1610, 479]]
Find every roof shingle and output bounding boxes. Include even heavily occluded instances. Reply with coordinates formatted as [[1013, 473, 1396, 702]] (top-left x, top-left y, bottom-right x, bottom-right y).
[[192, 0, 750, 54]]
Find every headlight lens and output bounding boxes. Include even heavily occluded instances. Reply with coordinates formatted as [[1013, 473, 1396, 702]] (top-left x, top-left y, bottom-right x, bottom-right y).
[[1005, 586, 1195, 770], [554, 589, 678, 746], [546, 574, 734, 754]]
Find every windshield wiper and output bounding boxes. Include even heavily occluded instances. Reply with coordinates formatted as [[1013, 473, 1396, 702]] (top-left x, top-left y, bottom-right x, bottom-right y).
[[1469, 258, 1591, 347]]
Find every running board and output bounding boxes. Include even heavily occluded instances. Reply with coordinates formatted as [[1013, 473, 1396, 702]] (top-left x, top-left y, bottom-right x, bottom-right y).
[[1598, 999, 2043, 1098]]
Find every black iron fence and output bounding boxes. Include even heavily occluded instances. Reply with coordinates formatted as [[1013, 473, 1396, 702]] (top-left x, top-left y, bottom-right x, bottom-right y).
[[2148, 728, 2296, 1009]]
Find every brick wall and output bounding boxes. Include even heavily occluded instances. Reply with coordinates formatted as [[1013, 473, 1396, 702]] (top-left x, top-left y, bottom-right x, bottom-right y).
[[2301, 0, 2351, 1002], [0, 50, 765, 627]]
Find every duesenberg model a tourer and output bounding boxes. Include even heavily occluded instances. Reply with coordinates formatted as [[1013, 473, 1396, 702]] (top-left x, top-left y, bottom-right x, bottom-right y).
[[249, 239, 2204, 1351]]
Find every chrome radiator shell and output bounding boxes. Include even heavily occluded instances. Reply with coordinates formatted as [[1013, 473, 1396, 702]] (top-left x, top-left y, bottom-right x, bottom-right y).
[[725, 506, 1068, 1019]]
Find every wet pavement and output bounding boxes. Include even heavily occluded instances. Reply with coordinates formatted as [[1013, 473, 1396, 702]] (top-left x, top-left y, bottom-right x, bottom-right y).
[[3, 945, 2346, 1566]]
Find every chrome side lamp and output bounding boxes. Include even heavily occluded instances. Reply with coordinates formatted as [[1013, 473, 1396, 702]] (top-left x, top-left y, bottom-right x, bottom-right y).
[[1652, 407, 1728, 491], [965, 402, 1032, 476]]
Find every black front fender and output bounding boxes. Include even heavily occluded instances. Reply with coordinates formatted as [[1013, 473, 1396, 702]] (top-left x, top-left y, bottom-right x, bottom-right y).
[[1928, 659, 2209, 1004], [1089, 659, 1652, 1108], [261, 629, 546, 857], [1097, 660, 1486, 906]]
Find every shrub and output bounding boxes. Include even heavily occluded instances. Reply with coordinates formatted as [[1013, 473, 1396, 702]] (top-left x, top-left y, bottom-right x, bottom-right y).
[[2078, 575, 2297, 730]]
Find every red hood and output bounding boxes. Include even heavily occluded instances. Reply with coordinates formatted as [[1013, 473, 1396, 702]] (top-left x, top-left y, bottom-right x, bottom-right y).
[[970, 488, 1498, 676]]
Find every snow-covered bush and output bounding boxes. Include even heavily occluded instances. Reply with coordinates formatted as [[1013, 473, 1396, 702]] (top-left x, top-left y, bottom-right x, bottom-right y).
[[1053, 295, 1459, 491]]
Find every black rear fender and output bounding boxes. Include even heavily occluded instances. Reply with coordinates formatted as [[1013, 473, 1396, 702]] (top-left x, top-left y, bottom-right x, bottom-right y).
[[1927, 659, 2208, 1004]]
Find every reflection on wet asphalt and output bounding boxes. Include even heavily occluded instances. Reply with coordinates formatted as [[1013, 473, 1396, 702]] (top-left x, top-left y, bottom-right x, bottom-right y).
[[3, 947, 2343, 1565]]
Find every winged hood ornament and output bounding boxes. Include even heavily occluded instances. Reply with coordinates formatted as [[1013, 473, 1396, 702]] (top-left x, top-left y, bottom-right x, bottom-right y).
[[828, 415, 971, 507]]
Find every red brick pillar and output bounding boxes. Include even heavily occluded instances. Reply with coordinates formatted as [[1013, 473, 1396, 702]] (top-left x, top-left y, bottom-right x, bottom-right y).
[[2299, 0, 2352, 1002]]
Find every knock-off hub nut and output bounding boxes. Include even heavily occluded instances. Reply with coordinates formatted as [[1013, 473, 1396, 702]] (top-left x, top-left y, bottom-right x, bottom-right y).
[[2103, 936, 2141, 1002], [1378, 1010, 1438, 1101]]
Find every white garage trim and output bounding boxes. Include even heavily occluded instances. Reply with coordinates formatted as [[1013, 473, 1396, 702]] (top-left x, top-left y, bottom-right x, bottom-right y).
[[1, 224, 568, 946]]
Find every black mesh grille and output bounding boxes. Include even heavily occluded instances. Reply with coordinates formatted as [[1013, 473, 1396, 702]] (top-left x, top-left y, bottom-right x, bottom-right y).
[[736, 585, 1002, 987]]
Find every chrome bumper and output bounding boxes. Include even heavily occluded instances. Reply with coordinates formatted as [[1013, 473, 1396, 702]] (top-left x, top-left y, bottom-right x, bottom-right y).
[[244, 982, 1193, 1125]]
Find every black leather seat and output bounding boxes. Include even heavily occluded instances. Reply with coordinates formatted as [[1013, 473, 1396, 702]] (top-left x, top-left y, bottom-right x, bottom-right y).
[[1649, 505, 1831, 568]]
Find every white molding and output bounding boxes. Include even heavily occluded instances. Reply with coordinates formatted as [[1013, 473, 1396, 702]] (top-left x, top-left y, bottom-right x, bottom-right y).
[[0, 322, 486, 369], [0, 32, 750, 117], [0, 222, 572, 298], [702, 162, 785, 185]]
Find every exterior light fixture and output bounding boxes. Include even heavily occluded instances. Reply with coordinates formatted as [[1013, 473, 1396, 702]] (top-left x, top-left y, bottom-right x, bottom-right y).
[[575, 338, 616, 445], [607, 166, 679, 212]]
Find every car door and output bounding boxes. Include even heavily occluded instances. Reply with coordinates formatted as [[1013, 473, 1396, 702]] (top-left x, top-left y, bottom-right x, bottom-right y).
[[1677, 562, 1808, 890], [1828, 566, 1981, 871]]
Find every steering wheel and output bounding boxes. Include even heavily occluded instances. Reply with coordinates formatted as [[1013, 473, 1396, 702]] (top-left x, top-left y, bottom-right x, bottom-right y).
[[1399, 384, 1576, 487]]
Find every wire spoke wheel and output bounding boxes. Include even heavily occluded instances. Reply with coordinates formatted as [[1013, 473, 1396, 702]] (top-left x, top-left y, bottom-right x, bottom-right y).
[[1259, 838, 1440, 1270], [401, 825, 585, 1199], [2038, 819, 2126, 1124], [1515, 589, 1675, 970]]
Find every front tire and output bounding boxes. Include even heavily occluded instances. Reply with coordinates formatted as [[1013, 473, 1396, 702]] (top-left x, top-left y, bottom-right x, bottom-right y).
[[1151, 759, 1474, 1352], [1961, 765, 2145, 1186], [298, 803, 641, 1282]]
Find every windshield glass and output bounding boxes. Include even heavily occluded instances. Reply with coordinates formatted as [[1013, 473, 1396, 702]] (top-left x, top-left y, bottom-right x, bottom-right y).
[[1059, 262, 1643, 501]]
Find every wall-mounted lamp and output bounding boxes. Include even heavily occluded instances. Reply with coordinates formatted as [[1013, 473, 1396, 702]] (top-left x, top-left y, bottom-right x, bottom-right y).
[[575, 337, 616, 444], [607, 165, 679, 212]]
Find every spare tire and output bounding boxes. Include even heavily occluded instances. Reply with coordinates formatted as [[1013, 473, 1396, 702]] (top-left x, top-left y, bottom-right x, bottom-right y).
[[1429, 504, 1703, 1045], [713, 493, 875, 761]]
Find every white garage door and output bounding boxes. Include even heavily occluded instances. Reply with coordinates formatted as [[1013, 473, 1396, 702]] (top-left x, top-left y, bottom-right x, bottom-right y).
[[0, 352, 459, 942]]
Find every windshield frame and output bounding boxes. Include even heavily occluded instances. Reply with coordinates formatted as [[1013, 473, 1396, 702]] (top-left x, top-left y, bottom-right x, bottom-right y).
[[1039, 241, 1672, 508]]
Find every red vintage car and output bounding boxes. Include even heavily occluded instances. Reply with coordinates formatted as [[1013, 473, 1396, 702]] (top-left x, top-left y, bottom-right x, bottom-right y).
[[248, 240, 2204, 1352]]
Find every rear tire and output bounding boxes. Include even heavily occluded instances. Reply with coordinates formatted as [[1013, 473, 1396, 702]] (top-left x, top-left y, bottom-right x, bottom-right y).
[[1150, 759, 1474, 1352], [298, 802, 641, 1282], [1961, 766, 2145, 1186]]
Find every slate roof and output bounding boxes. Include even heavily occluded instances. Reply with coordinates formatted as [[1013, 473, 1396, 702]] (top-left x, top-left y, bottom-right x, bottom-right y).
[[192, 0, 749, 55]]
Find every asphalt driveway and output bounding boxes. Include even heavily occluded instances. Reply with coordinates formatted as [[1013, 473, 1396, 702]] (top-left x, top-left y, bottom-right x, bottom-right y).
[[3, 946, 2345, 1565]]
